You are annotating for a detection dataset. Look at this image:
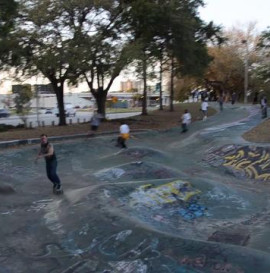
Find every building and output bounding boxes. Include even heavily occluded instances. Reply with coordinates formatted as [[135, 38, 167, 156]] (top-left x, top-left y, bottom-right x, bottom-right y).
[[33, 84, 54, 94], [120, 80, 143, 92]]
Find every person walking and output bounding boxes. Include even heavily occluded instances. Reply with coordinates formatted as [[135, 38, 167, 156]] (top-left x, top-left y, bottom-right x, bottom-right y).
[[261, 95, 268, 119], [116, 121, 130, 149], [231, 92, 236, 105], [35, 134, 63, 194], [218, 95, 224, 111], [201, 100, 208, 121], [181, 109, 191, 133], [88, 110, 102, 136]]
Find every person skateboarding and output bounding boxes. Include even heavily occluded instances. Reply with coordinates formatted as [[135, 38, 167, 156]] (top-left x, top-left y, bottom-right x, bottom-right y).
[[116, 121, 130, 149], [35, 134, 63, 194]]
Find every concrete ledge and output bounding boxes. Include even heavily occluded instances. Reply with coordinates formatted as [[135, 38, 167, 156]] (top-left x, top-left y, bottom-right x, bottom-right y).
[[0, 129, 153, 149]]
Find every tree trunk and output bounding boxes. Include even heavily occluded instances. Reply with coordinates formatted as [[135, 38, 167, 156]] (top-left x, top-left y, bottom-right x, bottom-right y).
[[142, 55, 148, 115], [54, 84, 66, 126], [159, 58, 163, 111], [170, 57, 174, 112], [93, 87, 108, 117]]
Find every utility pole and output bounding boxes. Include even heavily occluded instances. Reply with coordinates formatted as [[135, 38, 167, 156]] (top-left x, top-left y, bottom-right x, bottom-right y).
[[35, 85, 40, 127]]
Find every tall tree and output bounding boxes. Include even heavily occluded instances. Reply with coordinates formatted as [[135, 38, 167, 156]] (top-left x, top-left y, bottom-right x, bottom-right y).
[[0, 0, 17, 37], [127, 0, 222, 112], [0, 0, 18, 66], [254, 28, 270, 97], [205, 24, 261, 101], [13, 84, 33, 127], [8, 0, 137, 121]]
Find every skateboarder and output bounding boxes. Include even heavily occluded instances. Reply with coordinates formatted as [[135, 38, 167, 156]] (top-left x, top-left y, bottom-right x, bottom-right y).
[[201, 100, 208, 121], [116, 121, 130, 148], [35, 134, 63, 194], [181, 109, 191, 133]]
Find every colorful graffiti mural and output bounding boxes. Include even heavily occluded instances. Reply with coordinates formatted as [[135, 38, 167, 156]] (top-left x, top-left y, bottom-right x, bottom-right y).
[[127, 180, 208, 222], [129, 180, 201, 207], [205, 145, 270, 182]]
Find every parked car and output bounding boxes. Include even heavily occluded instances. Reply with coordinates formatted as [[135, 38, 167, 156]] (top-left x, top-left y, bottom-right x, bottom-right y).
[[55, 103, 76, 117], [0, 109, 10, 118], [45, 108, 53, 114]]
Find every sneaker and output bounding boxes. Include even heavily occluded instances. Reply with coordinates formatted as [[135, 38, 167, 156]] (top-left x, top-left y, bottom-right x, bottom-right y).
[[54, 184, 63, 195]]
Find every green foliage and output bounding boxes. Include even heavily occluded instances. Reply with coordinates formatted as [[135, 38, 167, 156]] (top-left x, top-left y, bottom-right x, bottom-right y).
[[0, 0, 18, 66], [13, 84, 33, 127], [0, 123, 24, 132], [255, 29, 270, 85], [3, 0, 223, 117], [0, 0, 18, 37]]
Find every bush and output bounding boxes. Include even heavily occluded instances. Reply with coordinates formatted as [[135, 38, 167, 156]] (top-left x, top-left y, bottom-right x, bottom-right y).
[[0, 123, 25, 132]]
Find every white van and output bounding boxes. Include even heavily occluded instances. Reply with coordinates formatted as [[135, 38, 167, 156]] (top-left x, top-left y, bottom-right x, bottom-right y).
[[55, 103, 76, 117]]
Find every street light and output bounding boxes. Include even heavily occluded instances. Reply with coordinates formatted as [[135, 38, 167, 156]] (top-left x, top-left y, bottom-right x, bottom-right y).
[[242, 39, 248, 104]]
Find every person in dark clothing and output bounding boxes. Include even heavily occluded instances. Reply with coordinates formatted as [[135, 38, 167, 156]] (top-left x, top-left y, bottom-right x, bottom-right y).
[[88, 110, 103, 137], [36, 134, 62, 194], [231, 92, 236, 105], [218, 95, 224, 111], [261, 95, 268, 119], [253, 92, 258, 104]]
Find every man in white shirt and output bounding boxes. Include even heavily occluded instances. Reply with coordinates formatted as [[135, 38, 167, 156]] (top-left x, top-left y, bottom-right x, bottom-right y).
[[117, 122, 130, 148], [201, 100, 208, 120], [181, 109, 191, 133]]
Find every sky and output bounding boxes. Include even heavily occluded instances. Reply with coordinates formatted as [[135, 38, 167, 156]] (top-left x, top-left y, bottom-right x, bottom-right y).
[[199, 0, 270, 31], [1, 1, 270, 94]]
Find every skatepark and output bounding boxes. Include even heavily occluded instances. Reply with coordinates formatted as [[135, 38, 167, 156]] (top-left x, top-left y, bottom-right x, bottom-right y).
[[1, 103, 270, 272]]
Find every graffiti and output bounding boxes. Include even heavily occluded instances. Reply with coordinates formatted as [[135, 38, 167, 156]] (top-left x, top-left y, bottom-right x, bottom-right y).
[[108, 259, 147, 273], [205, 187, 249, 210], [129, 180, 201, 208], [127, 180, 208, 222], [208, 229, 250, 246], [179, 254, 245, 273], [180, 255, 206, 269], [95, 162, 178, 182], [205, 145, 270, 181], [79, 224, 90, 236], [121, 147, 166, 160]]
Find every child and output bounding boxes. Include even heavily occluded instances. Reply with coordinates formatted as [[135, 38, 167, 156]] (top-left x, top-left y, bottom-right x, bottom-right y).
[[181, 109, 191, 133], [116, 121, 130, 148]]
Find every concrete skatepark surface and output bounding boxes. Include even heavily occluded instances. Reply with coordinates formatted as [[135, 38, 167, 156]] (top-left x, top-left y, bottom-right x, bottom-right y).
[[1, 104, 270, 272]]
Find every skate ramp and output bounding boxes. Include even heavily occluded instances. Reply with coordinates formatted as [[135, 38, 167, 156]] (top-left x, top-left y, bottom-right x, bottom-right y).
[[2, 104, 270, 272]]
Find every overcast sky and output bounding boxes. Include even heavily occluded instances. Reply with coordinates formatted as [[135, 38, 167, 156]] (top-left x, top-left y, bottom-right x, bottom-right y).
[[199, 0, 270, 31], [1, 1, 270, 94]]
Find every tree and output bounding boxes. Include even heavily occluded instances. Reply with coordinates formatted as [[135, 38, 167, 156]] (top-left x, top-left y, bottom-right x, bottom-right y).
[[13, 84, 33, 127], [0, 0, 18, 66], [174, 76, 202, 102], [205, 24, 261, 101], [0, 0, 17, 37], [124, 0, 221, 113], [7, 0, 137, 122], [254, 28, 270, 98]]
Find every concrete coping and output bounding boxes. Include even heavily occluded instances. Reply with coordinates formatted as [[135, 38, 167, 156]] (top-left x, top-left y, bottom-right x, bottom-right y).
[[0, 129, 153, 149]]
